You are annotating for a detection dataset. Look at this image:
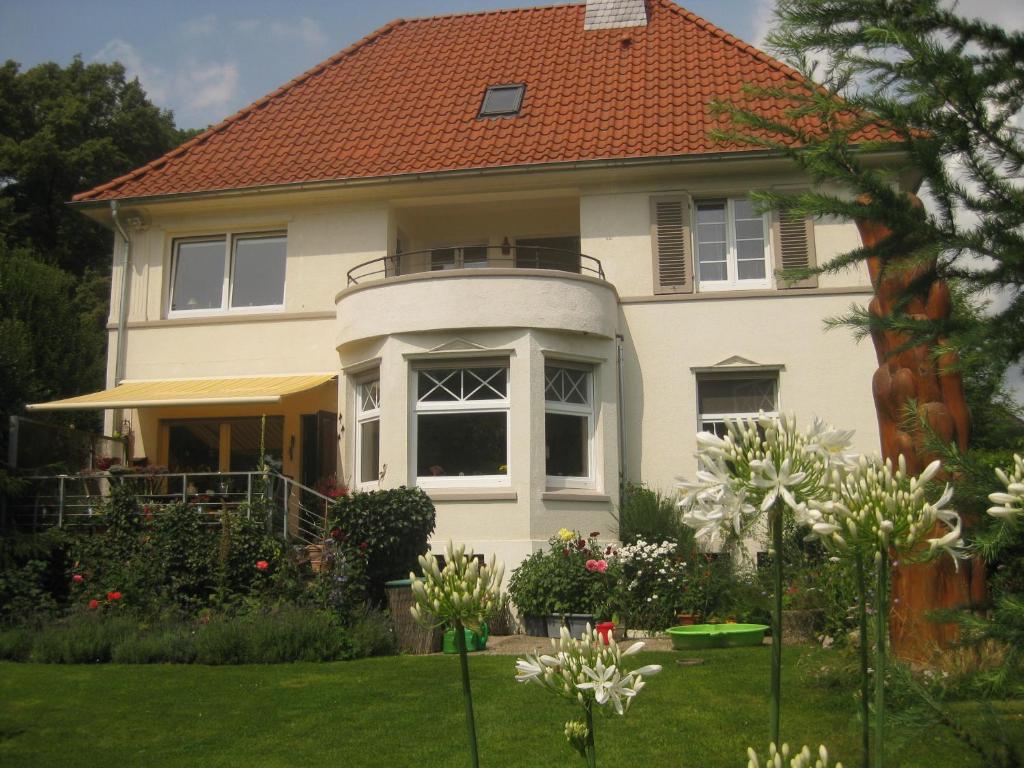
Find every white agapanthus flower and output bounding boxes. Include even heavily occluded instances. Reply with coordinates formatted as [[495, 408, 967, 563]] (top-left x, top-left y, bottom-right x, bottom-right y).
[[409, 541, 504, 632], [678, 413, 851, 543], [514, 624, 661, 716], [747, 742, 841, 768], [803, 455, 966, 567], [987, 453, 1024, 519]]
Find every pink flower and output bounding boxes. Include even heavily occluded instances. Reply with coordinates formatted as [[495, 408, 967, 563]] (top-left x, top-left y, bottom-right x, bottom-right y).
[[585, 559, 599, 572], [88, 599, 99, 610], [256, 560, 269, 571], [72, 574, 84, 584], [595, 559, 608, 573]]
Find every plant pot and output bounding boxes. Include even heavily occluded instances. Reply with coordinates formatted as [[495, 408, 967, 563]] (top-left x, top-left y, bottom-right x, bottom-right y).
[[522, 614, 547, 637], [676, 612, 698, 626], [544, 614, 565, 638], [442, 623, 489, 654], [596, 621, 616, 645], [565, 613, 595, 639]]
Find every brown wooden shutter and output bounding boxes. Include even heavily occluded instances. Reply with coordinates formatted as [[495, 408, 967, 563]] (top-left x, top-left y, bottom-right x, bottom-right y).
[[772, 210, 818, 289], [650, 195, 693, 294]]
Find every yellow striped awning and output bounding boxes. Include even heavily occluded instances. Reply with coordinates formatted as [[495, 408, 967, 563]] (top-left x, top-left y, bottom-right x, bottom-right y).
[[27, 374, 336, 411]]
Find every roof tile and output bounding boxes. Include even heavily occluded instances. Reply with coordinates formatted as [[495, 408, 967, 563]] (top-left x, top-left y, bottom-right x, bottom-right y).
[[75, 0, 887, 202]]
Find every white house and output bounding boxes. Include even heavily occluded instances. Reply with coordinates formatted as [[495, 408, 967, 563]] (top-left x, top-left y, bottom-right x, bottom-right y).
[[32, 0, 896, 567]]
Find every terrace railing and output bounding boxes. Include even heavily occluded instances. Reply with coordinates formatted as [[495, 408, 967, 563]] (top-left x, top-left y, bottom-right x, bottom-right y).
[[346, 244, 606, 286], [2, 470, 335, 547]]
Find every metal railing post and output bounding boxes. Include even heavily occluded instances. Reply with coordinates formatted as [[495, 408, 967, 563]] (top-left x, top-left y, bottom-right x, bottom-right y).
[[58, 476, 65, 528], [246, 473, 253, 512], [282, 476, 289, 540], [182, 473, 188, 504]]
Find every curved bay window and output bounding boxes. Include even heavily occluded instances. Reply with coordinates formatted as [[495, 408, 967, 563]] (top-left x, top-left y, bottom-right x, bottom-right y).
[[356, 378, 381, 486], [414, 364, 509, 486]]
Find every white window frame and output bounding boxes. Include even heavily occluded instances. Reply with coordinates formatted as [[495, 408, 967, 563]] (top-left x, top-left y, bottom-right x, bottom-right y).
[[694, 197, 772, 292], [544, 363, 595, 489], [411, 363, 511, 488], [168, 230, 287, 318], [696, 373, 779, 436], [355, 376, 381, 489]]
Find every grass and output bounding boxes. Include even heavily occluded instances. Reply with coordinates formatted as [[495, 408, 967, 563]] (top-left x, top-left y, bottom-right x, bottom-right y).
[[1, 646, 1020, 767]]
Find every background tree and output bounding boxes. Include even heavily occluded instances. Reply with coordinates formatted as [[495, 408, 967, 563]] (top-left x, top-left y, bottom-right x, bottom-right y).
[[0, 57, 199, 429], [711, 0, 1023, 660]]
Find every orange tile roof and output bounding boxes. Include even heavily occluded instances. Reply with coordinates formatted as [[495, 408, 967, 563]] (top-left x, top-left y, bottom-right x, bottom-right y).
[[74, 1, 887, 203]]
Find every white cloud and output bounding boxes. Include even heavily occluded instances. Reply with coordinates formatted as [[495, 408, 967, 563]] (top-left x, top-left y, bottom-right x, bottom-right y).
[[231, 16, 327, 49], [750, 0, 774, 48], [179, 61, 240, 113], [92, 39, 239, 123]]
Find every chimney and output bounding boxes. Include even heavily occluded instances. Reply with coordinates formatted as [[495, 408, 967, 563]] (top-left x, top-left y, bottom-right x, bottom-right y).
[[584, 0, 648, 30]]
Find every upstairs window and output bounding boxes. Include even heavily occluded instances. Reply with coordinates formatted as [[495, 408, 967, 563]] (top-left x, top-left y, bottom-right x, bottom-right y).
[[415, 364, 510, 486], [515, 236, 582, 273], [695, 198, 770, 290], [430, 245, 489, 270], [479, 84, 525, 117], [170, 232, 286, 315]]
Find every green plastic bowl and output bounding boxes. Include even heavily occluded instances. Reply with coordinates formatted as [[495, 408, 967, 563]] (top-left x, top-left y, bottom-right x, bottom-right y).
[[666, 623, 769, 650]]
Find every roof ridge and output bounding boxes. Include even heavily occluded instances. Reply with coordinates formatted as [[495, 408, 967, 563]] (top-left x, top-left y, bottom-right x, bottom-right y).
[[72, 17, 407, 202], [653, 0, 807, 86]]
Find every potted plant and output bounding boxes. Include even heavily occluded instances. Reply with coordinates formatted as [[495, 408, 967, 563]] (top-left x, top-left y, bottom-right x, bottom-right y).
[[508, 530, 617, 638]]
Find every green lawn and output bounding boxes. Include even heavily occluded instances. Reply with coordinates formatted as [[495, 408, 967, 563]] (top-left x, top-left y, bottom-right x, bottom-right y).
[[0, 647, 1019, 767]]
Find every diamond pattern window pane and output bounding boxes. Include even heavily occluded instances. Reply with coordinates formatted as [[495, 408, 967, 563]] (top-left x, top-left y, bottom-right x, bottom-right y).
[[544, 366, 589, 404], [418, 367, 507, 403], [359, 380, 380, 412]]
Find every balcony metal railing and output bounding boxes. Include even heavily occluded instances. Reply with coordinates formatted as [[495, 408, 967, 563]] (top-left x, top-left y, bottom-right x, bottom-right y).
[[2, 470, 336, 547], [346, 244, 606, 286]]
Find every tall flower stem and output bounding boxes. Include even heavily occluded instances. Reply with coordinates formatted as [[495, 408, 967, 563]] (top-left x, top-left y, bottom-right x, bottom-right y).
[[855, 550, 870, 768], [770, 505, 784, 747], [874, 550, 888, 768], [454, 620, 480, 768], [584, 700, 597, 768]]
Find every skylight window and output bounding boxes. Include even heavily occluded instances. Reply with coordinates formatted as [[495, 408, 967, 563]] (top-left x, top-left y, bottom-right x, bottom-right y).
[[479, 84, 525, 117]]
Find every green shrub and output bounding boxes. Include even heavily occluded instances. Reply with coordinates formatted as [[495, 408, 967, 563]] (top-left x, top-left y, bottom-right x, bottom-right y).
[[244, 607, 349, 663], [193, 617, 251, 665], [0, 627, 33, 660], [30, 613, 136, 663], [111, 625, 198, 664], [345, 607, 397, 658], [329, 486, 436, 605], [508, 531, 615, 617], [615, 483, 694, 550], [0, 529, 71, 624]]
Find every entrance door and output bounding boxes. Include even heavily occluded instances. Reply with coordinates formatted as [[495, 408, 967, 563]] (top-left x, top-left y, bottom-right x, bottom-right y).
[[300, 411, 338, 490]]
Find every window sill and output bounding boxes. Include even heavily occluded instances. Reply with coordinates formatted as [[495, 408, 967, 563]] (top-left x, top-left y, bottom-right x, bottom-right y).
[[426, 490, 518, 502], [542, 490, 611, 503]]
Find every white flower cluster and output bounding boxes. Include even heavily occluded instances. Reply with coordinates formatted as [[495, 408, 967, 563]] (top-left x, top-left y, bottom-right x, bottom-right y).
[[616, 538, 677, 563], [746, 743, 841, 768], [409, 541, 504, 632], [514, 624, 661, 715], [678, 414, 855, 545], [802, 455, 965, 566], [988, 453, 1024, 519]]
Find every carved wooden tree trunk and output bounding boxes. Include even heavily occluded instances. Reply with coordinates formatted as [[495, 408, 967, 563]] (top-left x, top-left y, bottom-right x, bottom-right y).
[[855, 202, 986, 662]]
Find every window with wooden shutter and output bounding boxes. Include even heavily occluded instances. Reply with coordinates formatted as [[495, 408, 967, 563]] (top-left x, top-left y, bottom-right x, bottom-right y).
[[772, 210, 818, 289], [650, 195, 694, 294]]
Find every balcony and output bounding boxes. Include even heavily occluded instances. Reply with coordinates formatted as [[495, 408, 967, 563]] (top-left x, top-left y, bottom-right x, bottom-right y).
[[335, 245, 617, 348], [345, 244, 605, 285]]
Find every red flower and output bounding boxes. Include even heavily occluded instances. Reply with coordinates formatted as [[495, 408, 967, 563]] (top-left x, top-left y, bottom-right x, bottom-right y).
[[107, 591, 122, 601], [330, 527, 343, 541], [562, 548, 570, 557], [359, 541, 368, 550], [256, 560, 269, 571], [576, 538, 586, 549], [72, 574, 84, 584], [88, 599, 99, 610], [605, 546, 613, 555], [589, 531, 600, 538]]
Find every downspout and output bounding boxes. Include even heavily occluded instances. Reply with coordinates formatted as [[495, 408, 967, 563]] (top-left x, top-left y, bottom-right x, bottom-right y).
[[110, 201, 132, 452], [615, 333, 627, 513]]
